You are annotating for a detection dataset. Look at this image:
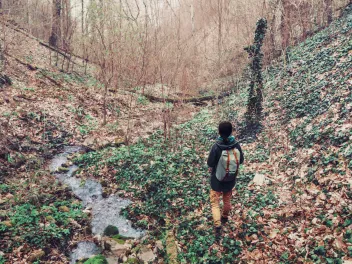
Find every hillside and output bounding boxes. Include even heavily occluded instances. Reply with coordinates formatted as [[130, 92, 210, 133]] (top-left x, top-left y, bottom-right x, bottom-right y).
[[0, 17, 201, 176], [0, 4, 351, 264], [0, 18, 201, 264], [72, 5, 352, 264]]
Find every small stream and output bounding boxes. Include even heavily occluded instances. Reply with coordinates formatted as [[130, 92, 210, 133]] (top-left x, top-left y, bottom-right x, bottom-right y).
[[49, 146, 144, 263]]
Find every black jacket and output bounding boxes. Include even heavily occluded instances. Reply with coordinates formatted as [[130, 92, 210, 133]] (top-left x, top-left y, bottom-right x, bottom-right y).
[[207, 138, 244, 192]]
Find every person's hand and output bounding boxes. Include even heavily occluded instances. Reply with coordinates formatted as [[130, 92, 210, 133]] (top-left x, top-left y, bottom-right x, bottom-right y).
[[208, 168, 212, 173]]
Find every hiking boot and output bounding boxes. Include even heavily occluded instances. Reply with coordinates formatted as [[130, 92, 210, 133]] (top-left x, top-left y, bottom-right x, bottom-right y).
[[221, 216, 229, 224], [215, 226, 222, 241]]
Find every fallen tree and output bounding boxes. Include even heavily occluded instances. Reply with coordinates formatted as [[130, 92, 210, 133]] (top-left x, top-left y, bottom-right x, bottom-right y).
[[120, 89, 234, 104], [6, 53, 62, 87], [1, 19, 85, 68]]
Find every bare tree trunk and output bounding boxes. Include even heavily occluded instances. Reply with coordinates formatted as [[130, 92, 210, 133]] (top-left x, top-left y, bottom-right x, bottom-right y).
[[103, 84, 108, 125], [49, 0, 62, 48], [49, 0, 62, 66], [190, 0, 195, 35], [324, 0, 333, 25], [99, 0, 104, 37], [81, 0, 84, 34], [217, 0, 222, 70], [62, 0, 70, 50], [267, 0, 279, 59], [300, 2, 310, 41], [281, 0, 291, 50], [26, 0, 30, 26], [0, 37, 4, 72]]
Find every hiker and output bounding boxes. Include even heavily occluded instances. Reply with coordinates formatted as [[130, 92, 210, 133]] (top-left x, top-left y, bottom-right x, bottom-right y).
[[207, 121, 244, 238]]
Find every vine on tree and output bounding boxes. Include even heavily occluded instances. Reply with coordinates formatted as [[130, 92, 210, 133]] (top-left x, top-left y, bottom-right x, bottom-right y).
[[244, 18, 268, 127]]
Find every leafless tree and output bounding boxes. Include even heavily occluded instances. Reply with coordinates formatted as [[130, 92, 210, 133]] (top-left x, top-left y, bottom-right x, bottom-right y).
[[2, 0, 350, 104], [49, 0, 62, 48], [324, 0, 333, 25]]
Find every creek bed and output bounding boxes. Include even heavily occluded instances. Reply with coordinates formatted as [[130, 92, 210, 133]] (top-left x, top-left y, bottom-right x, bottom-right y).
[[49, 146, 144, 263]]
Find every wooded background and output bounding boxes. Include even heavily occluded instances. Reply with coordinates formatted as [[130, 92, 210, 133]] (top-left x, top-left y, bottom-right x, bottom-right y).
[[0, 0, 350, 94]]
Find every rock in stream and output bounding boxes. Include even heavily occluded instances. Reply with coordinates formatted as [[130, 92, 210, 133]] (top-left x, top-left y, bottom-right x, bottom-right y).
[[70, 242, 101, 264]]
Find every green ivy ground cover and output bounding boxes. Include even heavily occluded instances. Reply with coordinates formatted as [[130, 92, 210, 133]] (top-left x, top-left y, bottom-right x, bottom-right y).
[[0, 174, 87, 262], [76, 107, 279, 263], [74, 5, 352, 263]]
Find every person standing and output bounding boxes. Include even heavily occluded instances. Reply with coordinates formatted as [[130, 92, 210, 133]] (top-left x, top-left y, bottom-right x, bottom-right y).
[[207, 122, 244, 239]]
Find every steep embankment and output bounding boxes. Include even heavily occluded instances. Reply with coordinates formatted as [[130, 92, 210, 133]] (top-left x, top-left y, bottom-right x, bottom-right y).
[[0, 18, 199, 178], [0, 18, 199, 264], [74, 5, 351, 264]]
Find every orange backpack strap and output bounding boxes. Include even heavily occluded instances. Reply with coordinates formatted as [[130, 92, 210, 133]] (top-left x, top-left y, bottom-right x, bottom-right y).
[[226, 150, 230, 173], [232, 149, 239, 168]]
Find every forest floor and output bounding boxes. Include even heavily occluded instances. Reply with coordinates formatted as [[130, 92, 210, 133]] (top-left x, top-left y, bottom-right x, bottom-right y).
[[0, 16, 202, 264], [72, 6, 352, 264], [1, 4, 352, 264]]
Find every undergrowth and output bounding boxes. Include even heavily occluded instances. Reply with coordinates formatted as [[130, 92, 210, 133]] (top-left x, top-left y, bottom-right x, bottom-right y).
[[75, 5, 352, 263]]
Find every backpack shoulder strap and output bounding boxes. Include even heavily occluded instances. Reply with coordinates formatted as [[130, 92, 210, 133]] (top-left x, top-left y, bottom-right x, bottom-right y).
[[214, 143, 223, 165], [232, 149, 239, 167], [226, 150, 230, 173]]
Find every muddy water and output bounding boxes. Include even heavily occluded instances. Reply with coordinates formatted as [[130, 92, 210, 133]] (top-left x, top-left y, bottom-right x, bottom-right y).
[[49, 146, 144, 263]]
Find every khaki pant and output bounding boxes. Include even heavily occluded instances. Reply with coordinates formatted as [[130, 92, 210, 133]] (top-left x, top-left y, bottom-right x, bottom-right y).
[[210, 189, 232, 227]]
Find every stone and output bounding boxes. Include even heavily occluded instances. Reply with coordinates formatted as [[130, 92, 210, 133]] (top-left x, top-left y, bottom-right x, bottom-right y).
[[84, 226, 93, 235], [103, 225, 119, 237], [103, 237, 131, 257], [252, 174, 266, 185], [93, 235, 102, 243], [27, 249, 45, 263], [72, 200, 81, 205], [83, 208, 92, 215], [138, 248, 156, 263], [155, 240, 163, 251], [100, 179, 108, 187], [111, 243, 132, 257], [106, 256, 119, 264], [83, 137, 97, 148], [115, 137, 125, 145], [57, 166, 70, 173], [97, 139, 112, 149], [46, 216, 56, 223], [69, 218, 81, 228], [2, 221, 12, 227], [140, 235, 149, 243], [5, 193, 14, 199], [59, 206, 70, 212]]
